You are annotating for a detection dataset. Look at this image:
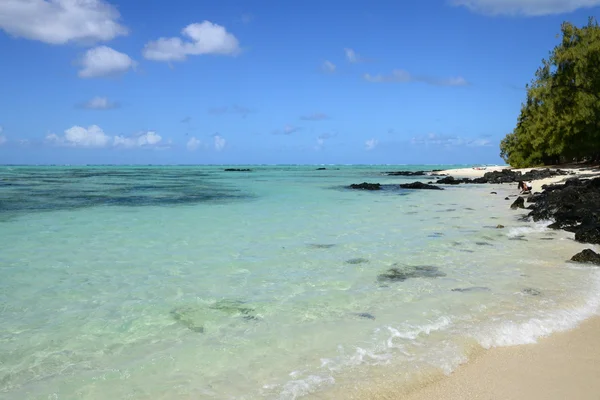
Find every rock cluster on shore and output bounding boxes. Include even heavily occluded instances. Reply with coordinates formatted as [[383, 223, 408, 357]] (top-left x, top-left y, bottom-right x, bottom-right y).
[[436, 168, 571, 185]]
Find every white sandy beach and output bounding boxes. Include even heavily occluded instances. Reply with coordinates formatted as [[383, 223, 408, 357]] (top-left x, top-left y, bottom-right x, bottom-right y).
[[399, 165, 600, 400]]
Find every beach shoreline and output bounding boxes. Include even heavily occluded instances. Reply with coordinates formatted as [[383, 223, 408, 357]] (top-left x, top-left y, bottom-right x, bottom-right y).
[[397, 165, 600, 400]]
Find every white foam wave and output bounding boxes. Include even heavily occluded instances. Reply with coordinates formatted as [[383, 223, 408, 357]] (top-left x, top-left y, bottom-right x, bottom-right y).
[[474, 271, 600, 348], [507, 220, 552, 238], [277, 375, 335, 400]]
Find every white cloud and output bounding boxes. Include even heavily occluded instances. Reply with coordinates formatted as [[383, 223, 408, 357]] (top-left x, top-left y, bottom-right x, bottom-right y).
[[143, 21, 240, 62], [365, 138, 379, 151], [46, 125, 111, 148], [113, 131, 162, 149], [300, 113, 329, 121], [273, 125, 301, 135], [322, 60, 336, 73], [214, 135, 226, 151], [450, 0, 600, 16], [315, 137, 325, 151], [81, 96, 119, 110], [45, 125, 167, 149], [0, 0, 128, 45], [187, 137, 201, 151], [78, 46, 136, 78], [208, 105, 253, 116], [344, 48, 360, 63], [410, 133, 493, 147], [364, 69, 469, 86]]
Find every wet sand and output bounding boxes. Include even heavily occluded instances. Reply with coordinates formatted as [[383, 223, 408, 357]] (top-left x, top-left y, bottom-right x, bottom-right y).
[[402, 317, 600, 400]]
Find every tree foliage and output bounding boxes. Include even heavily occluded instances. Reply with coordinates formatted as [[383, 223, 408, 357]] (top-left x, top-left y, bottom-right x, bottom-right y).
[[500, 17, 600, 167]]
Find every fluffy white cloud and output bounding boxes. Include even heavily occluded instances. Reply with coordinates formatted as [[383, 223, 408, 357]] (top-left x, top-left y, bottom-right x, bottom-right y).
[[78, 46, 136, 78], [365, 138, 379, 151], [186, 137, 201, 151], [450, 0, 600, 16], [46, 126, 167, 149], [322, 60, 336, 73], [46, 125, 111, 148], [300, 113, 329, 121], [143, 21, 240, 62], [214, 135, 226, 151], [0, 0, 128, 45], [81, 96, 119, 110], [364, 70, 469, 86], [113, 131, 162, 148]]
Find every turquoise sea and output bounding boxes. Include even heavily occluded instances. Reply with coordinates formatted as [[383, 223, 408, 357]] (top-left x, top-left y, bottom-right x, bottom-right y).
[[1, 165, 599, 399]]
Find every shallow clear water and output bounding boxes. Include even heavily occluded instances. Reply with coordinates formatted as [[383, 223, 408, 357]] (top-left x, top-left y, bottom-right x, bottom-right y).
[[1, 165, 598, 399]]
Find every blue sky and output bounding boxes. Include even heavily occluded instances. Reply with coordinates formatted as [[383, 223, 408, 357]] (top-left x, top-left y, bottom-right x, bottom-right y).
[[0, 0, 598, 165]]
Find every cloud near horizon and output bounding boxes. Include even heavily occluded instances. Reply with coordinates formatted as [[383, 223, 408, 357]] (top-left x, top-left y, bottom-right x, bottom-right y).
[[45, 125, 166, 149], [449, 0, 600, 16], [143, 21, 240, 62], [364, 70, 469, 86], [410, 133, 493, 147], [78, 46, 136, 78], [186, 137, 202, 151], [0, 0, 128, 45]]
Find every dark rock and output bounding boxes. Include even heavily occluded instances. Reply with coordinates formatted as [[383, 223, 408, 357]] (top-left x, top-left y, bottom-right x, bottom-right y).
[[496, 224, 505, 228], [316, 167, 327, 170], [385, 171, 427, 176], [475, 242, 493, 246], [575, 225, 600, 244], [451, 287, 491, 293], [510, 197, 525, 209], [522, 288, 541, 296], [570, 249, 600, 265], [224, 168, 252, 172], [490, 191, 497, 194], [527, 177, 600, 244], [346, 258, 369, 264], [527, 193, 543, 203], [350, 182, 381, 190], [377, 265, 446, 283], [505, 197, 510, 200], [437, 176, 461, 185], [399, 182, 444, 190]]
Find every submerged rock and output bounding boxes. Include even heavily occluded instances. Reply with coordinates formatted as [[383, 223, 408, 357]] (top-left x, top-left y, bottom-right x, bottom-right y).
[[308, 243, 336, 249], [451, 287, 491, 293], [522, 288, 541, 296], [570, 249, 600, 265], [377, 265, 446, 283], [399, 182, 444, 190], [170, 299, 259, 333], [224, 168, 252, 172], [349, 182, 381, 190], [170, 306, 206, 333], [496, 224, 505, 229], [346, 258, 369, 264], [353, 312, 376, 320]]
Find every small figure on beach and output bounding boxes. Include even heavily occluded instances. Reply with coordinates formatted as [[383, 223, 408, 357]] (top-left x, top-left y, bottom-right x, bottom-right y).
[[518, 180, 532, 194]]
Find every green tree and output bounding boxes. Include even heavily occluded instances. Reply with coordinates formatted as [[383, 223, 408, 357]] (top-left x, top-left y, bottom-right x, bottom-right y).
[[500, 17, 600, 166]]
